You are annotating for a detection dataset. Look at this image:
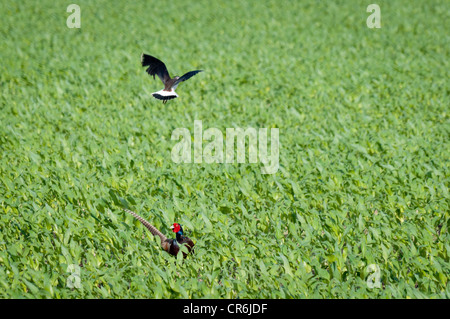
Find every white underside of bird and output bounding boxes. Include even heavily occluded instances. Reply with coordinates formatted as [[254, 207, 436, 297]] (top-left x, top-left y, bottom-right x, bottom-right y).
[[152, 89, 178, 101]]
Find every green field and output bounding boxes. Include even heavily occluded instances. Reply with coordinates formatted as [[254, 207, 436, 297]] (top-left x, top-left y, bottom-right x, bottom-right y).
[[0, 0, 449, 298]]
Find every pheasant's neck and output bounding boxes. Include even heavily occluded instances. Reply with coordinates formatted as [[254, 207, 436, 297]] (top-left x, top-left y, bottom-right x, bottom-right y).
[[176, 231, 184, 241]]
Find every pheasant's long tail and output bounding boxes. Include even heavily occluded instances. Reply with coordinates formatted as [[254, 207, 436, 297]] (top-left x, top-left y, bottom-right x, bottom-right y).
[[122, 208, 168, 243]]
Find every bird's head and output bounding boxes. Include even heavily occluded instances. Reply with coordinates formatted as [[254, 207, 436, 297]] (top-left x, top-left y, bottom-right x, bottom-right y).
[[170, 223, 183, 234], [174, 76, 180, 80]]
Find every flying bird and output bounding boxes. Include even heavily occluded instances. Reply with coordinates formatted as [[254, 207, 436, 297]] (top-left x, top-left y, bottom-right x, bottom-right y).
[[122, 208, 195, 258], [141, 53, 203, 104]]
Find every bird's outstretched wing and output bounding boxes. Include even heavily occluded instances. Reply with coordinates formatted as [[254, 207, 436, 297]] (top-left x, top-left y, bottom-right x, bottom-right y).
[[172, 70, 203, 89], [141, 53, 170, 84]]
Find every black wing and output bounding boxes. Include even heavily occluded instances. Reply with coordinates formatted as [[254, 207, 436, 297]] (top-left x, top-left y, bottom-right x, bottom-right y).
[[172, 70, 203, 88], [141, 53, 170, 84]]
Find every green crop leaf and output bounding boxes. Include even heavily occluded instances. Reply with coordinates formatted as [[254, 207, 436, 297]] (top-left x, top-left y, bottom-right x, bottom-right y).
[[0, 0, 448, 299]]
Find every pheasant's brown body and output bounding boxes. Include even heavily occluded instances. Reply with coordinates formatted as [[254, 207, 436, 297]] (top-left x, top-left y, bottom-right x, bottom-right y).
[[122, 208, 194, 257], [167, 234, 195, 258]]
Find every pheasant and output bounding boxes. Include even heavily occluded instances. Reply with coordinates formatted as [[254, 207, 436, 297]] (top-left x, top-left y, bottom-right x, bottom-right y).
[[122, 208, 194, 258], [141, 53, 203, 104]]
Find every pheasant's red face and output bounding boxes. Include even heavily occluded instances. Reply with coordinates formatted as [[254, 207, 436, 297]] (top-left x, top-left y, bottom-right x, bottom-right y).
[[171, 223, 181, 233]]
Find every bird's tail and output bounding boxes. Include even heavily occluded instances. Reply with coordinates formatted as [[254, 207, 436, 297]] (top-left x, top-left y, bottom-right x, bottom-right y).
[[152, 89, 178, 101], [122, 208, 168, 243]]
